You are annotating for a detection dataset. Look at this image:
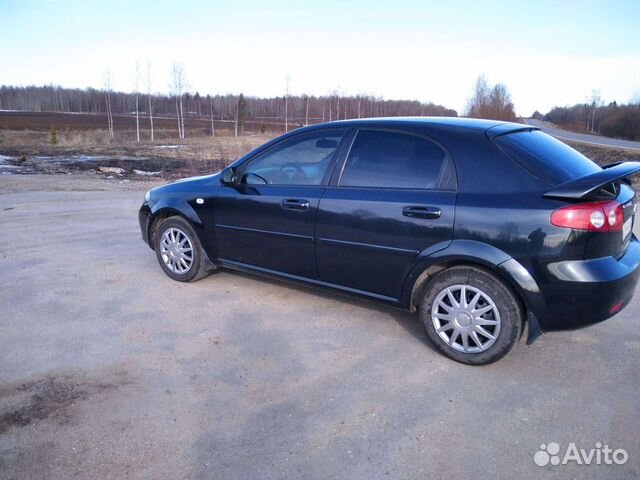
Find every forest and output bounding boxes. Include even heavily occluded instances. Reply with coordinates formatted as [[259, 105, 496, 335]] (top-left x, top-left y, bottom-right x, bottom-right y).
[[541, 95, 640, 141]]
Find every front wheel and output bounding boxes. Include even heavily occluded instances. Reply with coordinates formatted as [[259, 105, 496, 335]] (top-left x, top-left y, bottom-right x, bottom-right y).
[[154, 216, 212, 282], [420, 266, 523, 365]]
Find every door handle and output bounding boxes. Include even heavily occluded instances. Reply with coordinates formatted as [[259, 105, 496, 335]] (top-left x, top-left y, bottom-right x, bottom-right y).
[[402, 206, 442, 219], [281, 199, 310, 211]]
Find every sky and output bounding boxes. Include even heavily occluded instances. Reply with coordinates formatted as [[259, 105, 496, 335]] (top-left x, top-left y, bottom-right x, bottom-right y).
[[1, 0, 639, 116]]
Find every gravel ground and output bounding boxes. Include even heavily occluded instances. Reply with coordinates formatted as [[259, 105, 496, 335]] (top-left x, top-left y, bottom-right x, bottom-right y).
[[0, 174, 639, 479]]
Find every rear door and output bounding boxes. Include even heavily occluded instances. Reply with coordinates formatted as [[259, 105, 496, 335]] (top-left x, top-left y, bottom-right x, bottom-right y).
[[315, 128, 457, 299], [214, 128, 347, 278]]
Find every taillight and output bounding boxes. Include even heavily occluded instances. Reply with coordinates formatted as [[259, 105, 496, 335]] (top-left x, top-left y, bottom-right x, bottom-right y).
[[551, 200, 623, 232]]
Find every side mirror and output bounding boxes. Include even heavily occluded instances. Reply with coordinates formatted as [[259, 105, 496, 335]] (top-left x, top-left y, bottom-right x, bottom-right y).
[[221, 167, 237, 184]]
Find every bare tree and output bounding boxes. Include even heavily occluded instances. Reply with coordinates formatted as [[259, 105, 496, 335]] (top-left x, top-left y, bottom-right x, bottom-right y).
[[284, 75, 291, 132], [489, 84, 515, 121], [170, 62, 187, 139], [234, 93, 248, 137], [304, 95, 309, 126], [465, 74, 490, 118], [234, 96, 239, 137], [587, 89, 602, 133], [103, 68, 114, 140], [208, 94, 215, 137], [465, 74, 516, 121], [134, 60, 140, 142], [145, 59, 154, 141], [330, 88, 341, 120]]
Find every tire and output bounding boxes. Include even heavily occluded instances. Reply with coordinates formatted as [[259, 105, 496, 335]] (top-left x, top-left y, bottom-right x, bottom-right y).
[[419, 265, 522, 365], [153, 216, 213, 282]]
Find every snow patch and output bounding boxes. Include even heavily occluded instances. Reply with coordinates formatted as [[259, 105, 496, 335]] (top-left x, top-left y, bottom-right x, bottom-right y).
[[133, 169, 161, 176]]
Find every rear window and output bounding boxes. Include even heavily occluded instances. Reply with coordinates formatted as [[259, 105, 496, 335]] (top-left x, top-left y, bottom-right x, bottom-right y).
[[493, 129, 601, 185], [340, 130, 452, 189]]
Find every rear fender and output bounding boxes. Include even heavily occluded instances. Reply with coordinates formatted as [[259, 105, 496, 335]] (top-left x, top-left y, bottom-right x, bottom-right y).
[[402, 240, 547, 344]]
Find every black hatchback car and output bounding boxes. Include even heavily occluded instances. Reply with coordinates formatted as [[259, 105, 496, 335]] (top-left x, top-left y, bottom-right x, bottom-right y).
[[139, 117, 640, 364]]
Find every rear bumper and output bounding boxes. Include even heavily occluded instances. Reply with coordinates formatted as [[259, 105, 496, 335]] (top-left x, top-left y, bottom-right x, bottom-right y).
[[540, 235, 640, 330]]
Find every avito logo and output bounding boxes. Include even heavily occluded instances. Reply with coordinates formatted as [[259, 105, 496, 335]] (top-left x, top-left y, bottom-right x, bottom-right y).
[[534, 442, 628, 467]]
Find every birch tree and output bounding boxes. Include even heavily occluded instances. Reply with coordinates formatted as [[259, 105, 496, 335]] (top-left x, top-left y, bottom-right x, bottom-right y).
[[284, 75, 290, 132], [103, 68, 114, 140], [170, 62, 187, 139], [587, 89, 602, 133], [134, 59, 140, 142], [234, 96, 239, 137], [304, 95, 309, 126], [146, 59, 154, 141], [234, 94, 248, 137], [208, 94, 215, 137]]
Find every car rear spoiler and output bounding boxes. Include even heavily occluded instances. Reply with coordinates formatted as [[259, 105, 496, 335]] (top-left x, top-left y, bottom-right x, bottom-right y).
[[543, 161, 640, 199]]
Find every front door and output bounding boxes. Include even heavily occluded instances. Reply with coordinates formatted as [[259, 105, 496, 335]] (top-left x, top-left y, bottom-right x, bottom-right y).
[[315, 128, 457, 298], [215, 129, 347, 278]]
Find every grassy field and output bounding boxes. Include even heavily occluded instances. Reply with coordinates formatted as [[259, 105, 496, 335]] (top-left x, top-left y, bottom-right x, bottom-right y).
[[0, 111, 637, 182], [0, 110, 284, 161], [0, 111, 288, 136], [0, 111, 279, 178]]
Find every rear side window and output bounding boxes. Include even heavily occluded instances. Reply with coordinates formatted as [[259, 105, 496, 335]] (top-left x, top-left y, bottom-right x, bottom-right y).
[[494, 129, 601, 185], [339, 130, 453, 189]]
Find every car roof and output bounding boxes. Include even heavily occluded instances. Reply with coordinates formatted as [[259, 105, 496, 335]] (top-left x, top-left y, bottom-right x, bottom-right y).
[[313, 116, 524, 133]]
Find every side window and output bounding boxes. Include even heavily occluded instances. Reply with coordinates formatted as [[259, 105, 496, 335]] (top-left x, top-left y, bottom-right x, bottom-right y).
[[340, 130, 452, 189], [243, 130, 345, 186]]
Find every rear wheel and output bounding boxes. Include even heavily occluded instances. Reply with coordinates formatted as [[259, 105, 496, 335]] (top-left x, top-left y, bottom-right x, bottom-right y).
[[420, 265, 522, 365], [154, 216, 212, 282]]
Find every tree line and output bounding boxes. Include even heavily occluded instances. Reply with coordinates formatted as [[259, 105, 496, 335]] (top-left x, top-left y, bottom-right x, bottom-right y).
[[541, 92, 640, 141], [0, 84, 457, 135], [1, 72, 539, 141]]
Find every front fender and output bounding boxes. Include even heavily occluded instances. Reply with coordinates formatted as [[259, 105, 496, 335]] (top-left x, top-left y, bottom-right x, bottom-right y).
[[150, 198, 202, 227], [401, 239, 547, 343], [145, 198, 209, 251]]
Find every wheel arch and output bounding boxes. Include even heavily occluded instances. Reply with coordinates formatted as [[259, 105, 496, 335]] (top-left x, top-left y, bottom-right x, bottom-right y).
[[147, 200, 203, 250], [402, 240, 547, 343]]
